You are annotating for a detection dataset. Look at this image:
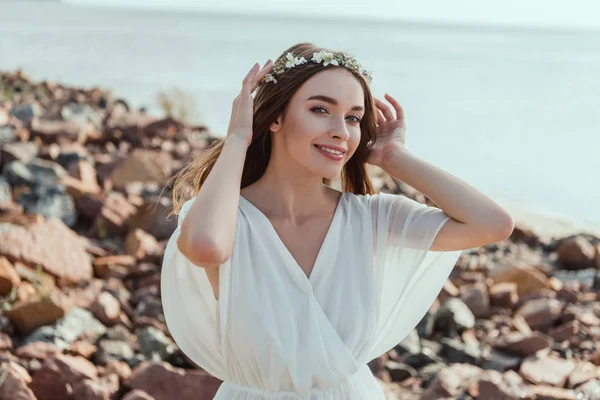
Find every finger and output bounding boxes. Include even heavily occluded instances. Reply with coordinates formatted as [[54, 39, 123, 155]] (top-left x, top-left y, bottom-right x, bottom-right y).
[[384, 93, 404, 121], [374, 97, 395, 121], [242, 63, 261, 93], [250, 60, 274, 92], [376, 108, 386, 124]]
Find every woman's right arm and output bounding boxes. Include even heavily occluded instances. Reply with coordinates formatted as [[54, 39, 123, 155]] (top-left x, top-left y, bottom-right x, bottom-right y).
[[177, 60, 274, 268]]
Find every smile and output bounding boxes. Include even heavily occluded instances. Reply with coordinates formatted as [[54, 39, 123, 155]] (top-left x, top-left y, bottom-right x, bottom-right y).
[[314, 145, 345, 161]]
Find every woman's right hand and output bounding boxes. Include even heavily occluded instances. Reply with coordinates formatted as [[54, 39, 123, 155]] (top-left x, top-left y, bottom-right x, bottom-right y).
[[226, 60, 274, 147]]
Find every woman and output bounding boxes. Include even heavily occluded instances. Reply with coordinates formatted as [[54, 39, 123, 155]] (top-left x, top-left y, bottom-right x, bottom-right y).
[[161, 42, 514, 399]]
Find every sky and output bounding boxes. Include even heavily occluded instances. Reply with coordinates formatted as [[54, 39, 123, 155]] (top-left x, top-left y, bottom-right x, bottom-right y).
[[66, 0, 600, 31]]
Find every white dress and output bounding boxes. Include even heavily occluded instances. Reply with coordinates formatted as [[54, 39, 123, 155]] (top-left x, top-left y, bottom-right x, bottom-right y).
[[161, 191, 463, 399]]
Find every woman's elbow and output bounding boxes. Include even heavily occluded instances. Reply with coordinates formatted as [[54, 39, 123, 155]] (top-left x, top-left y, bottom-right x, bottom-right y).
[[176, 234, 231, 267]]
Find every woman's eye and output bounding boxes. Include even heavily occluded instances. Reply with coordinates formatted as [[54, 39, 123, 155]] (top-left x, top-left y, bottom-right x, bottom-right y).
[[311, 106, 362, 124]]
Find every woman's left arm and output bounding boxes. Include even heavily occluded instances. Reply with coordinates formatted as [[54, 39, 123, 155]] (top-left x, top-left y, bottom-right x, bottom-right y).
[[380, 144, 515, 251], [370, 93, 515, 251]]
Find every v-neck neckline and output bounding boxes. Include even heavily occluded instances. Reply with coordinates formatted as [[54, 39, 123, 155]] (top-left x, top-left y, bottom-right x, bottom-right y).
[[239, 191, 345, 286]]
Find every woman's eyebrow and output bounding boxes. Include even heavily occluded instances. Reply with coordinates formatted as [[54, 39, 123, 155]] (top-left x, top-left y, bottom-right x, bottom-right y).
[[306, 95, 364, 112]]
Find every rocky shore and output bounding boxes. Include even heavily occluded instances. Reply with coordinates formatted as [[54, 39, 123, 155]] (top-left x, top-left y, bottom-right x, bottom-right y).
[[1, 69, 600, 399]]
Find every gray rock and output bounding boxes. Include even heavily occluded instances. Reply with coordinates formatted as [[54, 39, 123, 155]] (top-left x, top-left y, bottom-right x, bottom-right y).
[[0, 142, 38, 166], [0, 125, 15, 144], [16, 183, 76, 226], [136, 326, 176, 361], [440, 337, 481, 364], [4, 159, 66, 187], [95, 339, 135, 366], [0, 177, 11, 204], [480, 349, 522, 372], [61, 103, 104, 129], [395, 329, 421, 356], [10, 104, 40, 124], [22, 307, 106, 349], [434, 298, 475, 335]]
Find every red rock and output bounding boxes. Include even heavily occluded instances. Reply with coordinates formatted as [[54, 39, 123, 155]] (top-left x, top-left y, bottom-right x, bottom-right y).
[[90, 291, 121, 327], [421, 364, 481, 400], [128, 197, 177, 240], [548, 320, 579, 342], [492, 331, 552, 357], [568, 360, 600, 388], [62, 161, 101, 198], [6, 290, 70, 334], [107, 149, 172, 188], [0, 361, 36, 400], [514, 298, 563, 331], [125, 361, 222, 400], [67, 341, 97, 359], [460, 283, 490, 318], [104, 360, 132, 382], [125, 229, 161, 260], [489, 263, 549, 297], [477, 369, 532, 400], [489, 282, 519, 308], [0, 332, 13, 350], [72, 374, 119, 400], [15, 341, 61, 360], [520, 355, 577, 387], [122, 390, 155, 400], [0, 218, 93, 284], [529, 385, 578, 400], [30, 354, 98, 400], [0, 256, 21, 296], [555, 236, 595, 270]]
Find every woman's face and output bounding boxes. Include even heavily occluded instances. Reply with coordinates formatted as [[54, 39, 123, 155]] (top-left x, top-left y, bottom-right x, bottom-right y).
[[270, 68, 365, 180]]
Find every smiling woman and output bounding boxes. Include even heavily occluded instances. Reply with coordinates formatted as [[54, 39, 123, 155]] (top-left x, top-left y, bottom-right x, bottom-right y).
[[159, 42, 482, 399]]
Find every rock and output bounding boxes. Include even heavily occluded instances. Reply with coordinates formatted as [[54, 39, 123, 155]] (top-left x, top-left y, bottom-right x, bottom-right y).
[[0, 177, 11, 204], [0, 125, 16, 143], [15, 341, 61, 360], [30, 354, 98, 400], [21, 307, 106, 349], [529, 385, 578, 400], [5, 290, 70, 334], [489, 263, 550, 297], [459, 283, 490, 318], [95, 339, 135, 366], [420, 363, 481, 400], [548, 320, 579, 342], [568, 360, 600, 388], [477, 369, 532, 400], [122, 389, 155, 400], [577, 379, 600, 399], [90, 291, 121, 327], [0, 361, 36, 400], [0, 218, 93, 284], [30, 117, 91, 143], [0, 256, 21, 296], [136, 326, 176, 362], [125, 361, 222, 400], [15, 183, 77, 227], [10, 103, 40, 124], [439, 337, 481, 364], [385, 360, 417, 382], [492, 331, 552, 357], [4, 158, 66, 187], [107, 149, 172, 189], [72, 374, 119, 400], [519, 355, 577, 387], [434, 298, 475, 334], [125, 229, 161, 260], [480, 349, 522, 372], [514, 298, 563, 331], [128, 197, 177, 240], [0, 332, 13, 350], [61, 160, 101, 198], [91, 192, 138, 237], [395, 329, 421, 356], [489, 282, 519, 308], [555, 236, 596, 270], [0, 142, 38, 166]]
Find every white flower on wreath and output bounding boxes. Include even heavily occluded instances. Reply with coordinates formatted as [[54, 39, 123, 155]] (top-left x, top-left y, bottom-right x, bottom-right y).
[[316, 51, 339, 67], [285, 53, 307, 68], [264, 74, 277, 83]]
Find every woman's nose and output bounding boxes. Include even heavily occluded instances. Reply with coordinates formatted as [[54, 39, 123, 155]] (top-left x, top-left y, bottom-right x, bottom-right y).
[[329, 118, 350, 140]]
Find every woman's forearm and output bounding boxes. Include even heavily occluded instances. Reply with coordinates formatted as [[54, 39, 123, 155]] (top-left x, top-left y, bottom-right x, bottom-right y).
[[380, 145, 514, 231], [178, 134, 248, 264]]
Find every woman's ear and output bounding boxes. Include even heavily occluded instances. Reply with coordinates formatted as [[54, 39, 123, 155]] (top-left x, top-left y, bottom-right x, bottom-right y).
[[269, 114, 283, 133]]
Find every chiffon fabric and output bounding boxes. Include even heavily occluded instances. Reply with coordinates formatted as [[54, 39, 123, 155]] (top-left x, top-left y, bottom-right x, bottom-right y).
[[161, 191, 463, 399]]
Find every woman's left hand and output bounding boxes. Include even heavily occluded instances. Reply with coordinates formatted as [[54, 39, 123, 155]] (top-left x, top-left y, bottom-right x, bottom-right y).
[[366, 93, 408, 168]]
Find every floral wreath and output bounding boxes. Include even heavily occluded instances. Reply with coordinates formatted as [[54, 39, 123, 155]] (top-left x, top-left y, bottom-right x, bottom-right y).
[[262, 50, 373, 85]]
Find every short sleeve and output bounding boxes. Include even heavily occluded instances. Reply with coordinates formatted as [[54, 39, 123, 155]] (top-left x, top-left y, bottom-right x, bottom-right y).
[[365, 192, 463, 361], [160, 198, 228, 379]]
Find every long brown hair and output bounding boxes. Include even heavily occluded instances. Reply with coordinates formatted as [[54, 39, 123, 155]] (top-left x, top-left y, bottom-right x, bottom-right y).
[[168, 42, 379, 215]]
